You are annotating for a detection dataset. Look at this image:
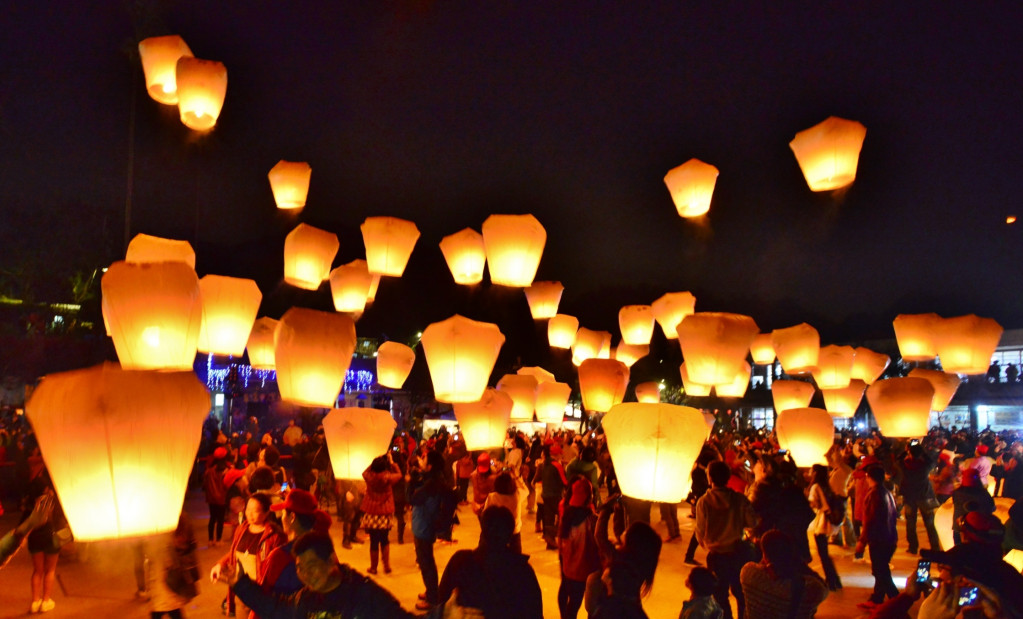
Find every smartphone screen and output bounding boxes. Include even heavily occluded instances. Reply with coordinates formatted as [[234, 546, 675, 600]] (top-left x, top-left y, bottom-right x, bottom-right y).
[[958, 585, 979, 608], [280, 482, 290, 492], [915, 560, 930, 584]]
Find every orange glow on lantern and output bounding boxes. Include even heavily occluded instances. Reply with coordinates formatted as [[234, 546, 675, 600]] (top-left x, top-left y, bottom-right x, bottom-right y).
[[439, 228, 486, 285], [246, 317, 278, 370], [268, 160, 312, 210], [908, 368, 961, 412], [822, 379, 866, 418], [535, 381, 572, 424], [776, 408, 834, 467], [893, 313, 941, 362], [704, 412, 716, 430], [578, 359, 629, 413], [361, 216, 420, 277], [524, 281, 564, 320], [376, 341, 416, 389], [613, 343, 649, 368], [322, 407, 396, 479], [517, 366, 555, 384], [572, 327, 604, 366], [548, 314, 579, 349], [598, 332, 612, 359], [283, 224, 338, 290], [329, 260, 373, 314], [481, 214, 546, 287], [933, 314, 1003, 375], [664, 159, 719, 218], [677, 312, 759, 385], [750, 333, 777, 365], [789, 116, 867, 192], [772, 379, 815, 414], [771, 323, 820, 375], [866, 377, 935, 438], [274, 308, 356, 407], [175, 56, 227, 131], [651, 292, 696, 340], [454, 388, 512, 450], [851, 347, 890, 385], [197, 275, 262, 356], [366, 274, 381, 304], [497, 374, 539, 422], [679, 363, 712, 397], [715, 362, 751, 398], [619, 305, 655, 346], [635, 382, 661, 403], [812, 345, 856, 389], [421, 315, 505, 403], [138, 35, 193, 105], [126, 233, 195, 268]]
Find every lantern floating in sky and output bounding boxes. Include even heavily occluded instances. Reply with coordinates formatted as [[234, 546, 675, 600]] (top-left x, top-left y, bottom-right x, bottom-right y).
[[866, 377, 934, 438], [772, 379, 815, 414], [604, 403, 710, 502], [439, 228, 486, 285], [578, 359, 629, 413], [634, 382, 661, 403], [366, 274, 381, 305], [421, 315, 505, 403], [283, 223, 338, 290], [908, 368, 961, 412], [703, 412, 716, 431], [788, 116, 867, 192], [497, 374, 539, 422], [27, 364, 209, 541], [126, 233, 195, 268], [613, 343, 649, 368], [376, 341, 416, 389], [524, 281, 564, 320], [812, 345, 856, 390], [677, 312, 759, 386], [267, 160, 312, 210], [750, 333, 777, 365], [454, 388, 512, 450], [772, 323, 820, 375], [851, 347, 890, 385], [548, 314, 579, 349], [619, 305, 655, 346], [715, 362, 751, 398], [481, 214, 546, 287], [246, 317, 278, 370], [138, 35, 193, 105], [822, 379, 866, 418], [518, 366, 555, 384], [535, 381, 572, 424], [893, 313, 941, 362], [361, 216, 420, 277], [598, 332, 612, 359], [572, 327, 605, 366], [274, 308, 356, 407], [197, 275, 261, 356], [329, 260, 373, 314], [175, 56, 227, 131], [651, 292, 697, 340], [322, 407, 396, 480], [664, 159, 719, 218], [776, 408, 834, 467], [933, 314, 1003, 375], [679, 362, 713, 397]]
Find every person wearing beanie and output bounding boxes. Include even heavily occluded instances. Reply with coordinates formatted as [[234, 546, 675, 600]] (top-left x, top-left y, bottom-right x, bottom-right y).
[[558, 477, 601, 619], [470, 453, 497, 520], [962, 444, 995, 488], [260, 489, 333, 596]]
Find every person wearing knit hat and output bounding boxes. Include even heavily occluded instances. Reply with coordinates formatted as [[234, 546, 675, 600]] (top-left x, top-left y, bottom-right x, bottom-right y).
[[962, 444, 995, 489], [470, 453, 497, 520], [261, 489, 333, 596]]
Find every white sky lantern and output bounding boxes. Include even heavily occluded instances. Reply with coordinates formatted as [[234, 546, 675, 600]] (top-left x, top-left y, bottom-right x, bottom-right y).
[[366, 274, 381, 305], [274, 308, 356, 407], [750, 333, 777, 365], [548, 314, 579, 349], [267, 160, 312, 210], [572, 327, 604, 366], [771, 379, 816, 414], [715, 362, 751, 398], [517, 366, 555, 384], [524, 281, 564, 320], [604, 403, 709, 502], [197, 275, 262, 356], [651, 292, 696, 340], [812, 345, 856, 390], [175, 56, 227, 131], [908, 368, 962, 412], [138, 35, 193, 105], [481, 214, 546, 287], [771, 323, 820, 375], [776, 408, 834, 467], [822, 379, 866, 418], [497, 374, 539, 422], [246, 317, 278, 370], [598, 332, 612, 359], [613, 343, 649, 368], [126, 233, 196, 268], [933, 314, 1003, 375], [27, 364, 209, 541], [535, 381, 572, 424], [283, 223, 338, 290], [439, 228, 486, 285], [663, 159, 719, 218], [679, 362, 712, 397], [703, 412, 716, 430], [634, 381, 661, 403], [866, 377, 935, 438], [421, 315, 505, 403], [329, 260, 373, 314], [376, 341, 416, 389], [893, 313, 941, 362], [322, 407, 396, 480], [102, 261, 201, 371], [578, 359, 629, 413], [851, 347, 890, 385], [361, 216, 420, 277], [789, 116, 867, 192], [619, 305, 655, 346], [677, 312, 759, 385], [454, 388, 513, 450]]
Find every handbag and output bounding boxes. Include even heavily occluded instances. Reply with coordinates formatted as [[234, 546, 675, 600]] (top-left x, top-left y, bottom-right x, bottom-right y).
[[51, 526, 73, 548]]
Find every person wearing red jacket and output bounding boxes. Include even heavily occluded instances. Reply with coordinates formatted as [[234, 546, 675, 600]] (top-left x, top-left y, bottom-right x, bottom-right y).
[[260, 489, 331, 598], [209, 494, 286, 619]]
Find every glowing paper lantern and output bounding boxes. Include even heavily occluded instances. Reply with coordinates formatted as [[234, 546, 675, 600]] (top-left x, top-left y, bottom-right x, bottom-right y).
[[283, 224, 338, 290], [497, 374, 539, 422], [771, 380, 816, 414], [775, 408, 834, 467], [677, 312, 759, 385], [481, 214, 546, 287], [703, 412, 716, 430], [933, 315, 1003, 375], [907, 369, 961, 412], [268, 160, 312, 210], [329, 260, 373, 314], [274, 308, 356, 407], [663, 159, 719, 218], [572, 327, 605, 366], [548, 314, 579, 349], [421, 315, 505, 403], [197, 275, 262, 356], [822, 379, 866, 418], [679, 363, 712, 397], [771, 323, 820, 375], [175, 56, 227, 131], [619, 305, 655, 346], [603, 403, 710, 502], [439, 228, 486, 285], [453, 388, 513, 450], [866, 377, 935, 438], [788, 116, 867, 192], [138, 35, 193, 105], [102, 261, 201, 371], [517, 366, 555, 384], [524, 281, 564, 320], [578, 359, 629, 413], [750, 333, 777, 365], [812, 345, 856, 390], [851, 347, 890, 385], [246, 317, 278, 370], [893, 313, 941, 362], [651, 292, 697, 340], [598, 332, 612, 359], [322, 408, 396, 480], [634, 382, 661, 403], [715, 362, 751, 398], [376, 341, 416, 389], [26, 364, 209, 541], [613, 343, 649, 368], [125, 233, 195, 268], [361, 216, 420, 277], [535, 382, 572, 424], [366, 274, 381, 304]]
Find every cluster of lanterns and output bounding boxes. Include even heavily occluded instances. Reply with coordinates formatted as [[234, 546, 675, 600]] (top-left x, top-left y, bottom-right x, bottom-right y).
[[138, 35, 227, 131]]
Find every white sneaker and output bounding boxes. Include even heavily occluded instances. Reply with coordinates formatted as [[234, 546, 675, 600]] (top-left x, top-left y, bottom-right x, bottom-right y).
[[30, 600, 42, 613], [40, 599, 55, 613]]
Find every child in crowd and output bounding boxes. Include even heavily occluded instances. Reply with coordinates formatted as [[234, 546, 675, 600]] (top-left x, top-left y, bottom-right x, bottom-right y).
[[680, 567, 723, 619]]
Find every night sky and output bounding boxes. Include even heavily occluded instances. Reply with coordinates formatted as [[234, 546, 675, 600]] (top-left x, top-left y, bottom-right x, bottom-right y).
[[2, 2, 1021, 374]]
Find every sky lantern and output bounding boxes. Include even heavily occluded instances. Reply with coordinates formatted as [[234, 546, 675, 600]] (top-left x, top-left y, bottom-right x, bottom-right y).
[[439, 228, 486, 285], [102, 261, 201, 371], [676, 312, 759, 385], [715, 362, 751, 398], [908, 368, 961, 412], [497, 374, 539, 422], [866, 377, 935, 438], [613, 343, 649, 368], [524, 281, 564, 320], [197, 275, 262, 356], [283, 223, 338, 290], [651, 292, 697, 340], [138, 35, 193, 105], [361, 216, 420, 277], [548, 314, 579, 349], [535, 381, 572, 424], [453, 388, 513, 450], [517, 366, 555, 384], [788, 116, 867, 192], [329, 260, 373, 314], [125, 233, 195, 268], [775, 408, 834, 467], [771, 323, 820, 375], [703, 412, 716, 431], [679, 362, 712, 397], [933, 314, 1003, 375], [619, 305, 655, 346], [822, 379, 866, 418], [481, 214, 546, 287], [893, 313, 941, 362], [27, 364, 209, 541], [267, 160, 312, 210], [634, 381, 661, 403], [603, 403, 709, 502], [598, 332, 612, 358], [663, 158, 719, 218], [376, 341, 416, 389], [851, 347, 890, 384], [812, 345, 856, 389], [274, 308, 356, 407], [174, 56, 227, 131], [771, 379, 816, 414], [366, 274, 381, 304], [246, 317, 278, 370], [421, 315, 505, 403], [578, 359, 629, 413], [572, 327, 605, 366], [750, 333, 777, 365], [322, 407, 396, 480]]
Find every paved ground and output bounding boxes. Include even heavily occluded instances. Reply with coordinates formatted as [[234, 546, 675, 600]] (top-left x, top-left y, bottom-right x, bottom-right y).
[[0, 492, 927, 618]]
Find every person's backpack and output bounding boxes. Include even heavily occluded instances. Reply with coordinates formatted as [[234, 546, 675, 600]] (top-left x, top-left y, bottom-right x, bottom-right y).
[[826, 491, 846, 526]]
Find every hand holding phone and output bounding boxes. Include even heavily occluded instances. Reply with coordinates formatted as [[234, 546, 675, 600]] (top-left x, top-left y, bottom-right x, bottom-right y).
[[915, 560, 931, 586], [958, 585, 980, 608]]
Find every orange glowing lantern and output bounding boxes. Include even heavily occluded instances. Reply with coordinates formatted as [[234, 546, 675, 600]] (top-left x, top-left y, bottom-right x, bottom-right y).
[[548, 314, 579, 349], [619, 305, 655, 346], [246, 317, 278, 370], [535, 381, 572, 424], [603, 403, 709, 502], [679, 362, 713, 397], [518, 366, 555, 384], [750, 333, 776, 365], [267, 160, 312, 210], [126, 233, 195, 268], [703, 412, 716, 430], [907, 369, 961, 412], [366, 274, 382, 304], [635, 382, 661, 403], [274, 308, 356, 407], [138, 35, 193, 105], [197, 275, 262, 356], [175, 56, 227, 131], [421, 315, 505, 403], [524, 281, 564, 320], [329, 260, 373, 314], [284, 224, 338, 290], [851, 347, 890, 385], [598, 332, 612, 359], [812, 345, 856, 390], [613, 343, 649, 368], [715, 362, 751, 398], [771, 380, 816, 414], [775, 408, 834, 467], [893, 313, 941, 362], [322, 407, 396, 480], [376, 341, 416, 389], [439, 228, 486, 285], [481, 214, 546, 287], [361, 216, 420, 277], [651, 292, 697, 340], [27, 364, 209, 541], [578, 359, 629, 413], [663, 159, 719, 218], [822, 379, 866, 418], [497, 374, 539, 422], [933, 315, 1003, 375], [788, 116, 867, 192], [771, 323, 820, 375], [677, 312, 759, 385], [572, 327, 605, 366], [866, 377, 935, 438], [454, 388, 513, 450]]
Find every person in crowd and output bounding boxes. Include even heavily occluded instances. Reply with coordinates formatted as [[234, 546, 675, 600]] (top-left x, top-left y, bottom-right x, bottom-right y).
[[929, 450, 958, 505], [963, 443, 995, 488], [856, 464, 899, 610], [953, 468, 996, 546], [281, 419, 303, 448], [409, 449, 447, 612], [807, 464, 842, 591], [1001, 442, 1023, 501], [23, 448, 67, 615], [454, 450, 474, 506], [827, 443, 856, 548], [204, 447, 229, 547], [896, 442, 941, 554], [224, 465, 249, 540], [391, 447, 410, 544], [586, 498, 662, 618], [483, 469, 528, 554], [261, 489, 332, 597], [850, 454, 879, 560], [210, 494, 286, 618], [684, 452, 714, 566], [338, 477, 366, 550], [566, 445, 600, 497], [558, 478, 601, 619], [679, 566, 723, 619], [146, 513, 200, 619], [470, 452, 497, 521], [750, 455, 813, 564], [540, 443, 568, 550], [360, 452, 403, 575], [740, 530, 829, 619], [0, 492, 53, 568]]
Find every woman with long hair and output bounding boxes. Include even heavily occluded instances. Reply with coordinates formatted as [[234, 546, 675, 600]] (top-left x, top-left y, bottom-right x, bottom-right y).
[[740, 530, 829, 619], [22, 444, 67, 615], [557, 478, 601, 619], [209, 494, 285, 618], [807, 464, 842, 590], [361, 451, 403, 574]]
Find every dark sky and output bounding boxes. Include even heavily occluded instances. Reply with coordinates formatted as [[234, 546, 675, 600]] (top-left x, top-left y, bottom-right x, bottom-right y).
[[2, 2, 1021, 359]]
